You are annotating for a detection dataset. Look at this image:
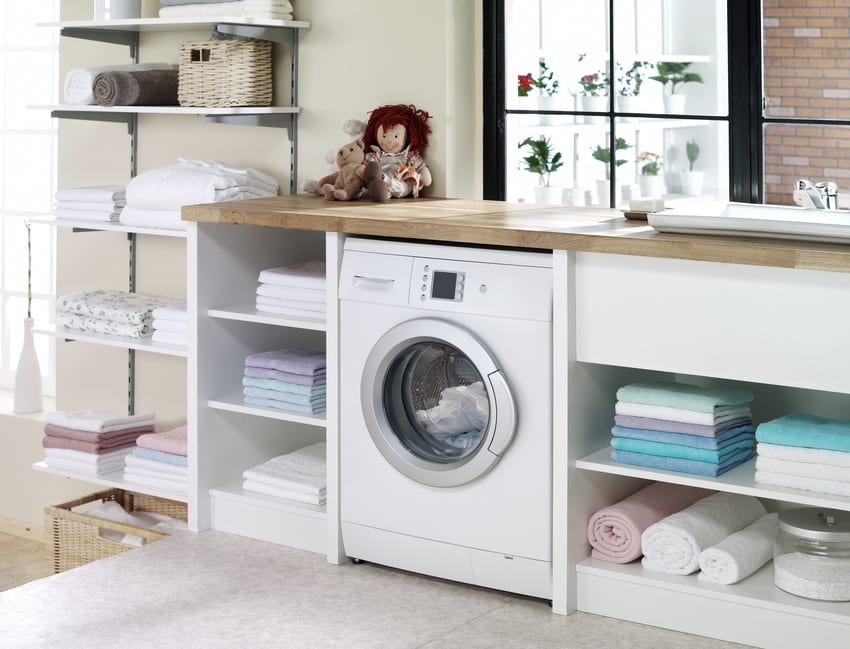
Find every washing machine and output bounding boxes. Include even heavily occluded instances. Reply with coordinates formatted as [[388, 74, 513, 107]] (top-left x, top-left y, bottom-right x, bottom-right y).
[[339, 237, 553, 599]]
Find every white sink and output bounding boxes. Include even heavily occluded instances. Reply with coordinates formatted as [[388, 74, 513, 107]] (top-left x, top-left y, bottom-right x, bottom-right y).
[[647, 201, 850, 244]]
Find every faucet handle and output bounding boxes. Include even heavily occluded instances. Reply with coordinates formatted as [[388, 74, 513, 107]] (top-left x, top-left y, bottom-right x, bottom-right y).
[[815, 181, 838, 210]]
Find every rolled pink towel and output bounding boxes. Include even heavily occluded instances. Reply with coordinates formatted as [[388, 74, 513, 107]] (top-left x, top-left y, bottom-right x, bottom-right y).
[[587, 482, 714, 563], [135, 425, 187, 456]]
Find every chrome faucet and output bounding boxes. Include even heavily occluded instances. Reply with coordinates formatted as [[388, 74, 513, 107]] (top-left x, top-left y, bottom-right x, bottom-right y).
[[794, 179, 838, 210]]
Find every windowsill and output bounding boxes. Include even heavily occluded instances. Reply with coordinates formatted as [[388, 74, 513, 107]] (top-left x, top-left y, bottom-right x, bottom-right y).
[[0, 388, 55, 422]]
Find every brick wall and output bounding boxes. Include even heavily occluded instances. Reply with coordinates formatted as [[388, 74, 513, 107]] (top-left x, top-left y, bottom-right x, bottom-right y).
[[762, 0, 850, 204]]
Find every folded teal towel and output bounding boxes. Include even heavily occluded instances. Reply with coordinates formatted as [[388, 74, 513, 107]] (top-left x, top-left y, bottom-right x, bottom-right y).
[[611, 447, 755, 477], [610, 436, 755, 463], [616, 381, 753, 413], [242, 375, 327, 397], [756, 413, 850, 453], [611, 424, 755, 450], [243, 396, 326, 416]]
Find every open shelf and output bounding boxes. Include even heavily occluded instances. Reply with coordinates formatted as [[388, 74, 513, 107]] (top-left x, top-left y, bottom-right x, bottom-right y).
[[208, 389, 327, 427], [35, 104, 299, 116], [29, 216, 187, 238], [44, 17, 311, 31], [35, 325, 188, 358], [208, 300, 326, 331], [209, 479, 325, 518]]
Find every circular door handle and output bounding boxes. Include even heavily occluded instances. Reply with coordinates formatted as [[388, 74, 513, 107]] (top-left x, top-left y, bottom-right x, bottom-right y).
[[486, 369, 516, 456]]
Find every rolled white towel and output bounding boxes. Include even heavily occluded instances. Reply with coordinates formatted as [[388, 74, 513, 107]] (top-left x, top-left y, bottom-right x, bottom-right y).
[[697, 513, 778, 584], [641, 492, 767, 575], [64, 63, 173, 105]]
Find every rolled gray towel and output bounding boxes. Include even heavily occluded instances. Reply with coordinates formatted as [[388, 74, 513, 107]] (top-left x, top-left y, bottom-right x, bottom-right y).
[[93, 69, 179, 107]]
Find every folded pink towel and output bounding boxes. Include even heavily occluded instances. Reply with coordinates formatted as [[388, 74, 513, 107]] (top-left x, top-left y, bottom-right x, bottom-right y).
[[43, 423, 155, 442], [135, 425, 187, 456], [587, 482, 715, 563], [42, 432, 142, 454]]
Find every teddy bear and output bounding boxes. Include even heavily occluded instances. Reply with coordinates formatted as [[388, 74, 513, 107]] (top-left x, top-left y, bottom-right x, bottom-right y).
[[301, 119, 367, 196], [314, 139, 367, 201]]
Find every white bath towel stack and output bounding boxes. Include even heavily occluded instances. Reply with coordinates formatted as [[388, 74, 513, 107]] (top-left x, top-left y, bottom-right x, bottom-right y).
[[54, 185, 126, 222], [159, 0, 295, 20], [255, 261, 326, 319], [242, 442, 326, 505], [151, 304, 189, 347]]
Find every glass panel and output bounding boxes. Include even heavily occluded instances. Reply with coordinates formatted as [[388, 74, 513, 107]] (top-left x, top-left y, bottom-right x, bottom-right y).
[[4, 2, 59, 48], [5, 51, 57, 130], [4, 133, 55, 213]]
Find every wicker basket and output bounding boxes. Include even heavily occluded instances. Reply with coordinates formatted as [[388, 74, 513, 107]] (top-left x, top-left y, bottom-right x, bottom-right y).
[[45, 488, 188, 573], [178, 39, 273, 107]]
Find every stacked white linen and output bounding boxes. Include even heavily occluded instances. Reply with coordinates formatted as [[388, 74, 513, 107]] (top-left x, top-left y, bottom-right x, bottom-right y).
[[121, 159, 279, 231], [63, 63, 174, 105], [54, 185, 126, 222], [123, 425, 188, 494], [242, 442, 326, 505], [255, 261, 326, 318], [151, 304, 189, 346], [57, 289, 185, 338], [159, 0, 294, 20]]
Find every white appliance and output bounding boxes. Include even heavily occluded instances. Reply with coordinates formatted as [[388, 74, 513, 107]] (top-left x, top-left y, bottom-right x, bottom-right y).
[[339, 237, 553, 599]]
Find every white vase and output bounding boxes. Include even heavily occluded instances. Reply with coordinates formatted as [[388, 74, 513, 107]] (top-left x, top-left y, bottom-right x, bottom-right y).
[[680, 170, 705, 196], [595, 179, 623, 208], [534, 185, 564, 205], [616, 95, 641, 121], [14, 318, 42, 414], [581, 95, 608, 124], [638, 174, 666, 198], [537, 95, 558, 125], [95, 0, 141, 19], [663, 94, 687, 114]]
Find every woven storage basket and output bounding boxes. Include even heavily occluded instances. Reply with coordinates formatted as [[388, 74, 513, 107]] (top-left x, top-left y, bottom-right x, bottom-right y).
[[178, 39, 273, 107], [45, 488, 188, 573]]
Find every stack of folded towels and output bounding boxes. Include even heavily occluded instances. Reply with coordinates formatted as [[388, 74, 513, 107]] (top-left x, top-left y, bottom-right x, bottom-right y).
[[42, 410, 156, 477], [242, 442, 326, 505], [151, 303, 189, 346], [57, 289, 185, 339], [63, 63, 174, 105], [121, 159, 278, 231], [123, 424, 188, 494], [755, 413, 850, 497], [611, 380, 756, 477], [255, 261, 326, 319], [54, 185, 125, 223], [243, 348, 326, 415], [159, 0, 295, 20]]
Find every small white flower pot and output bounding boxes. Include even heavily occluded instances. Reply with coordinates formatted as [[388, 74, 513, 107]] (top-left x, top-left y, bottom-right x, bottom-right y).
[[581, 95, 608, 124], [534, 185, 564, 205], [680, 170, 705, 196], [639, 174, 666, 198], [663, 94, 687, 114]]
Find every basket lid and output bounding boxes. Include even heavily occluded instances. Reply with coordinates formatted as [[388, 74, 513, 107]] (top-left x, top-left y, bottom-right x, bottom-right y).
[[778, 507, 850, 542]]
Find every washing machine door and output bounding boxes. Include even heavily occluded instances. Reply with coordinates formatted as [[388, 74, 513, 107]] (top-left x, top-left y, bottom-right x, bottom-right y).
[[361, 318, 517, 487]]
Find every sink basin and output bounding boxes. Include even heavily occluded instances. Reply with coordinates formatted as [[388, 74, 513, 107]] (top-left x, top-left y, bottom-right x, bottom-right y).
[[647, 201, 850, 244]]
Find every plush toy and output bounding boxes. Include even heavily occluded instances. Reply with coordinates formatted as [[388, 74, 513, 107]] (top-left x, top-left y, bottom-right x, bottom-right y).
[[361, 104, 432, 202], [314, 139, 367, 201], [301, 119, 367, 195]]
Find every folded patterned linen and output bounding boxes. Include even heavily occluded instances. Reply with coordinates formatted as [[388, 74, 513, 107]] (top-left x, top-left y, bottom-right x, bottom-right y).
[[756, 413, 850, 453], [254, 303, 328, 319], [242, 375, 327, 397], [641, 492, 767, 575], [152, 317, 188, 333], [756, 441, 850, 467], [124, 453, 188, 477], [615, 401, 751, 426], [610, 436, 755, 464], [243, 386, 326, 408], [242, 479, 326, 505], [55, 185, 126, 204], [614, 414, 752, 438], [256, 283, 326, 303], [242, 443, 326, 495], [46, 409, 156, 433], [43, 434, 140, 454], [255, 295, 326, 313], [616, 381, 754, 413], [93, 69, 179, 107], [612, 424, 755, 451], [587, 482, 715, 564], [57, 289, 184, 326], [243, 365, 326, 386], [132, 446, 188, 467], [755, 454, 850, 483], [124, 465, 188, 485], [243, 396, 326, 415], [119, 206, 185, 231], [754, 470, 850, 497], [43, 422, 155, 443], [136, 425, 187, 456], [245, 348, 326, 376], [44, 447, 133, 466], [611, 447, 755, 477], [151, 330, 187, 346], [58, 312, 153, 338], [123, 471, 188, 494], [63, 63, 174, 105], [697, 513, 778, 585], [257, 262, 326, 291], [151, 305, 188, 322]]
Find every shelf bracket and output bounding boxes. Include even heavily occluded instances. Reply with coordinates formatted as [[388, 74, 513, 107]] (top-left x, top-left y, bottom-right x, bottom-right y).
[[60, 28, 139, 58], [51, 110, 136, 136], [214, 23, 295, 44], [204, 113, 294, 136]]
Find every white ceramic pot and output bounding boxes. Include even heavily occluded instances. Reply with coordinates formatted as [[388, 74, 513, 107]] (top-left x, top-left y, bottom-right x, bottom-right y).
[[680, 170, 705, 196], [616, 95, 641, 121], [95, 0, 141, 20], [534, 185, 564, 205], [537, 95, 558, 125], [581, 95, 608, 124], [14, 317, 42, 414], [595, 179, 623, 208], [638, 174, 666, 198], [663, 93, 687, 114]]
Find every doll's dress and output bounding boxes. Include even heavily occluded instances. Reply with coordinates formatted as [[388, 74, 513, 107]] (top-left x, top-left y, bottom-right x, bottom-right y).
[[365, 145, 428, 198]]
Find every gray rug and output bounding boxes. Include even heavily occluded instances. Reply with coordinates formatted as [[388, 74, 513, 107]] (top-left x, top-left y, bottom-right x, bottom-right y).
[[0, 530, 746, 648]]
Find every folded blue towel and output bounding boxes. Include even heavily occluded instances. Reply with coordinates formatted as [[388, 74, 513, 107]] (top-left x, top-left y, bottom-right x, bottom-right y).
[[132, 446, 187, 467], [243, 395, 326, 416], [244, 348, 326, 377], [243, 386, 326, 407], [242, 375, 327, 397], [616, 381, 753, 413], [612, 424, 755, 450], [614, 414, 752, 437], [756, 413, 850, 453], [610, 436, 755, 463], [611, 447, 755, 477]]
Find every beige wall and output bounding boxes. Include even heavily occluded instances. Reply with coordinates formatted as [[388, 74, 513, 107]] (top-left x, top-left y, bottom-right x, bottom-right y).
[[0, 0, 482, 530]]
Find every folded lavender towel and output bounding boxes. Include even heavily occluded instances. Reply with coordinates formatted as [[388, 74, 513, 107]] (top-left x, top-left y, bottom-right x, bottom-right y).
[[615, 414, 753, 438], [245, 349, 326, 377], [93, 69, 179, 107], [244, 364, 326, 386]]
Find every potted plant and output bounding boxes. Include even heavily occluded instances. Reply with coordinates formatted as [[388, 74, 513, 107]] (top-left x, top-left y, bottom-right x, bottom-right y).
[[615, 61, 649, 116], [637, 151, 665, 198], [680, 139, 705, 196], [577, 53, 608, 122], [519, 135, 564, 204], [650, 61, 703, 113], [591, 137, 630, 207], [517, 72, 535, 98], [533, 58, 560, 123]]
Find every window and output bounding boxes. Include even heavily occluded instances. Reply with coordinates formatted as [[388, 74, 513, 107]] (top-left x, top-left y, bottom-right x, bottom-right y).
[[0, 3, 58, 393]]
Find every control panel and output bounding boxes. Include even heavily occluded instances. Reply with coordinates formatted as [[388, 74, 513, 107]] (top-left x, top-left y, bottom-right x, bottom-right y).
[[419, 265, 466, 302]]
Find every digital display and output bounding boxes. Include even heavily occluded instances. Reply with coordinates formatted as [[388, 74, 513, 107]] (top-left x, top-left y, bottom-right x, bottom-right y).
[[431, 271, 457, 300]]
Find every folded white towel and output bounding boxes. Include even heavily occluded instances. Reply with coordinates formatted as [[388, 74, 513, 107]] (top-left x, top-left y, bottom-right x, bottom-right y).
[[124, 465, 188, 485], [641, 492, 767, 575], [242, 479, 326, 505], [615, 401, 751, 426], [152, 305, 188, 322], [241, 442, 327, 495], [756, 455, 850, 483], [257, 262, 326, 290], [56, 199, 125, 211], [256, 283, 326, 303], [45, 447, 132, 466], [43, 456, 126, 476], [255, 295, 326, 313], [122, 471, 188, 494], [254, 303, 327, 319], [757, 442, 850, 467], [697, 513, 778, 584], [64, 64, 174, 105], [152, 318, 189, 334], [119, 205, 185, 231], [151, 329, 188, 346], [177, 159, 279, 193], [54, 206, 121, 222], [45, 410, 156, 434], [159, 2, 293, 19], [124, 453, 189, 477], [755, 470, 850, 497], [55, 185, 126, 203]]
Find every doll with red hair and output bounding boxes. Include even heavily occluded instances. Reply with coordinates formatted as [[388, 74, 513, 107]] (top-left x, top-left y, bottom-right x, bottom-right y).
[[361, 104, 433, 202]]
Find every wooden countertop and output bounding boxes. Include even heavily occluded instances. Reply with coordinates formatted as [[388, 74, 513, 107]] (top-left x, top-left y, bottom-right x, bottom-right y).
[[182, 195, 850, 273]]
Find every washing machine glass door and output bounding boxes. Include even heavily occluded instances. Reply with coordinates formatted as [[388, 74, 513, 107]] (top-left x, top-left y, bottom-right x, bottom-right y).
[[361, 318, 517, 487]]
